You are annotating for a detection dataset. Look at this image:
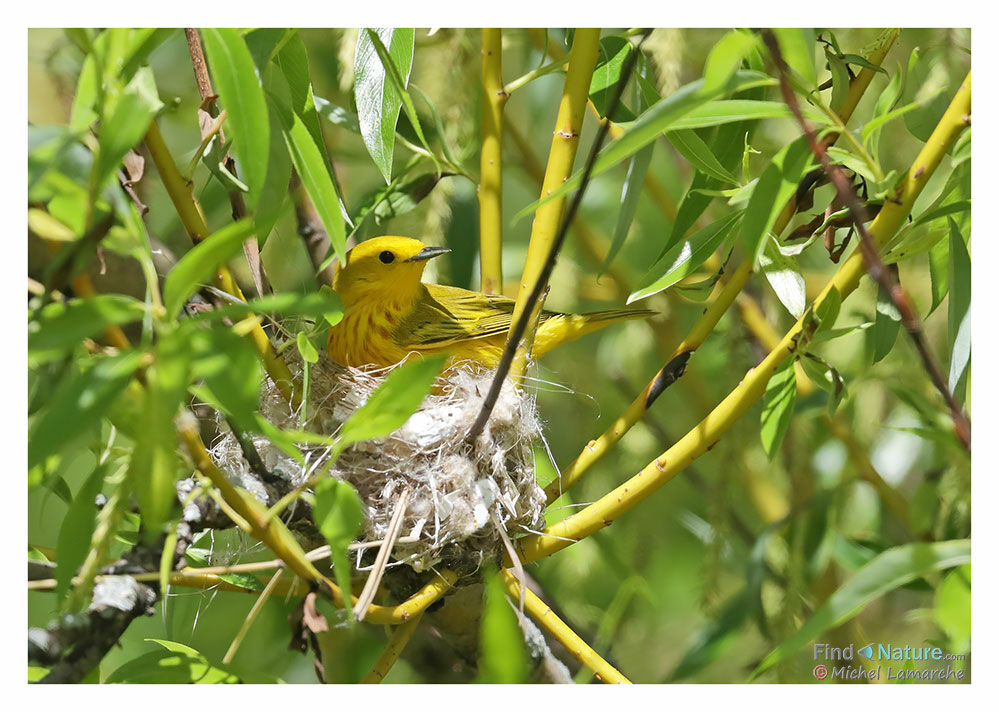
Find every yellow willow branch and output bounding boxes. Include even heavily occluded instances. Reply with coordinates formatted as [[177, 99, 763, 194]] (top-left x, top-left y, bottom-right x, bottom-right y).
[[143, 122, 300, 409], [478, 29, 506, 295], [177, 416, 458, 623], [736, 292, 912, 533], [499, 570, 631, 684], [544, 30, 899, 503], [510, 28, 601, 375], [360, 613, 424, 683], [520, 71, 970, 562]]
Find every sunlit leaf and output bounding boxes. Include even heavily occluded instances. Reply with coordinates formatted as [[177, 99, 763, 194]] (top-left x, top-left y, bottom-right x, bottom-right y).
[[29, 295, 146, 366], [741, 136, 813, 263], [354, 28, 415, 183], [201, 28, 270, 210], [628, 211, 742, 304], [760, 236, 805, 318], [478, 570, 528, 683], [162, 219, 256, 317], [760, 359, 796, 458]]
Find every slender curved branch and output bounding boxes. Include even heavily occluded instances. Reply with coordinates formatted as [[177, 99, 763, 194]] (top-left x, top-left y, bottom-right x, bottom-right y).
[[515, 70, 971, 563]]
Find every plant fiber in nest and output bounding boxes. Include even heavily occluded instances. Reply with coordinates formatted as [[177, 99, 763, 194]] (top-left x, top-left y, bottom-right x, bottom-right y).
[[208, 350, 547, 577]]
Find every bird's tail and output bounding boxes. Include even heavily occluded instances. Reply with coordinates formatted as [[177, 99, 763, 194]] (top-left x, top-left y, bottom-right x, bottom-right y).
[[533, 308, 655, 357]]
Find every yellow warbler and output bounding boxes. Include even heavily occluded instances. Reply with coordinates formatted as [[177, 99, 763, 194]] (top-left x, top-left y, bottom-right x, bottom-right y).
[[327, 236, 653, 368]]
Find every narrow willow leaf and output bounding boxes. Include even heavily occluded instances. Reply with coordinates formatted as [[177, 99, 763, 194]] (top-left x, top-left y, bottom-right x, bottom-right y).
[[312, 478, 365, 620], [106, 646, 240, 683], [928, 235, 949, 315], [665, 129, 738, 185], [254, 100, 293, 247], [752, 539, 970, 678], [162, 219, 255, 317], [862, 98, 929, 147], [664, 99, 824, 130], [773, 28, 817, 89], [589, 35, 636, 121], [478, 570, 528, 683], [903, 46, 964, 143], [93, 67, 162, 192], [281, 108, 347, 263], [603, 143, 654, 272], [628, 211, 743, 304], [760, 359, 797, 459], [513, 71, 773, 222], [201, 29, 270, 211], [55, 464, 107, 606], [188, 289, 344, 325], [130, 330, 190, 543], [948, 218, 971, 395], [314, 96, 361, 134], [825, 49, 851, 111], [338, 356, 445, 445], [947, 218, 971, 352], [741, 136, 812, 263], [188, 327, 262, 432], [872, 282, 901, 364], [760, 237, 805, 318], [29, 295, 146, 365], [354, 28, 415, 183], [949, 309, 971, 396], [703, 30, 760, 94], [28, 351, 145, 470]]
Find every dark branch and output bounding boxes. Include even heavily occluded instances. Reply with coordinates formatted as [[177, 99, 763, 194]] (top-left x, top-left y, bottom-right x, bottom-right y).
[[760, 29, 970, 452], [466, 30, 651, 443]]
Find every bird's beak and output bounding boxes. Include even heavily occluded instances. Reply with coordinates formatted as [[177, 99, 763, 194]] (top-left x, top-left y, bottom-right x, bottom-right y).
[[405, 246, 451, 262]]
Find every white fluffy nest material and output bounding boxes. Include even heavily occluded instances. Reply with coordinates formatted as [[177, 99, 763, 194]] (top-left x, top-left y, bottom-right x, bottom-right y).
[[209, 351, 548, 575]]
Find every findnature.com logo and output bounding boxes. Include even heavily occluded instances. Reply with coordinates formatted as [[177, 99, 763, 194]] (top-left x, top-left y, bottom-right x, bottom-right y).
[[812, 642, 967, 682]]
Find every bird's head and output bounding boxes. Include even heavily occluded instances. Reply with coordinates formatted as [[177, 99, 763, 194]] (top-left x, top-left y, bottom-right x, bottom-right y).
[[333, 236, 450, 306]]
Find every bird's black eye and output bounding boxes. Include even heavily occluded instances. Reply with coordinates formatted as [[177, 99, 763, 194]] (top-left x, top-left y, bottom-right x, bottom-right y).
[[379, 250, 395, 264]]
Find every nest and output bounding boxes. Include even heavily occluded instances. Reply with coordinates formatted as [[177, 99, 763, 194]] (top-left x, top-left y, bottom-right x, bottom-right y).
[[207, 350, 548, 577]]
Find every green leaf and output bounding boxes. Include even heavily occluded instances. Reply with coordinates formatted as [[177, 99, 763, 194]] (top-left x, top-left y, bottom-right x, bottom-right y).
[[314, 96, 361, 134], [337, 356, 445, 446], [589, 36, 637, 122], [933, 565, 970, 649], [280, 106, 347, 263], [188, 326, 262, 432], [514, 71, 774, 222], [28, 351, 145, 470], [354, 28, 415, 183], [162, 219, 256, 317], [741, 136, 813, 263], [703, 30, 760, 94], [872, 281, 901, 364], [949, 309, 971, 397], [29, 295, 146, 366], [312, 478, 365, 620], [773, 28, 816, 89], [752, 539, 971, 678], [130, 330, 190, 543], [665, 99, 823, 130], [902, 46, 964, 143], [477, 570, 528, 683], [356, 172, 448, 227], [947, 218, 971, 390], [201, 29, 270, 210], [92, 67, 162, 192], [106, 640, 240, 683], [603, 144, 654, 272], [254, 99, 294, 246], [928, 235, 949, 315], [760, 359, 796, 459], [297, 330, 319, 364], [760, 236, 806, 318], [628, 211, 743, 304], [55, 463, 107, 606], [825, 49, 851, 111], [188, 288, 343, 325], [665, 129, 737, 185]]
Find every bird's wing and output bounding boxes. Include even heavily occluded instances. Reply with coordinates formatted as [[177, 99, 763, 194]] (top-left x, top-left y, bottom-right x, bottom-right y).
[[394, 284, 555, 347]]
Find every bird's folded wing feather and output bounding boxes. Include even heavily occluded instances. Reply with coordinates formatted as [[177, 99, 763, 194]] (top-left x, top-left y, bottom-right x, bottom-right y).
[[393, 284, 554, 347]]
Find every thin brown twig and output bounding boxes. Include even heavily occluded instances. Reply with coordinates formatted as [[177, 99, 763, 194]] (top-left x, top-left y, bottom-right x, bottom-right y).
[[184, 27, 265, 297], [760, 29, 970, 452], [466, 30, 650, 443]]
